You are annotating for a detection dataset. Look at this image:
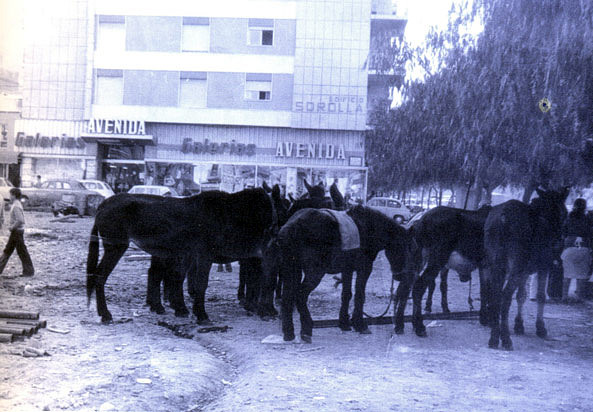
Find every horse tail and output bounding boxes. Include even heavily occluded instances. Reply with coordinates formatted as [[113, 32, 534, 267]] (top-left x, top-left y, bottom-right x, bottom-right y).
[[86, 224, 99, 305]]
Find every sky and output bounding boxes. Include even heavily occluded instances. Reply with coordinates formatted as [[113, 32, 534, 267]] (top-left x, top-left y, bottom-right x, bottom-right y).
[[401, 0, 457, 46]]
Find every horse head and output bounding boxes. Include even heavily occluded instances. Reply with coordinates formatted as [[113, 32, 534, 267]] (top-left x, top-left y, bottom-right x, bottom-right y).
[[532, 186, 570, 239], [304, 179, 325, 199]]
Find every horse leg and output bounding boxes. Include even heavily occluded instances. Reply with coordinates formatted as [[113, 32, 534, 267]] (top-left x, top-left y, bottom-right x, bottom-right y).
[[487, 266, 505, 349], [95, 244, 127, 323], [275, 269, 283, 304], [147, 257, 165, 314], [424, 276, 436, 313], [295, 271, 324, 343], [393, 271, 414, 334], [244, 257, 263, 313], [499, 274, 523, 351], [169, 266, 189, 317], [191, 259, 213, 324], [412, 262, 440, 337], [281, 259, 300, 342], [478, 267, 489, 326], [237, 259, 246, 304], [338, 270, 353, 331], [535, 270, 548, 338], [258, 243, 280, 318], [351, 264, 373, 334], [440, 268, 450, 313], [513, 277, 527, 335]]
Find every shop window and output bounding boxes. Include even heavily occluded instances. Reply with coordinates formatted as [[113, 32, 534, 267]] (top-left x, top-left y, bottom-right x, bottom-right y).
[[180, 72, 207, 108], [248, 19, 274, 46], [245, 73, 272, 101], [182, 17, 210, 52], [95, 69, 123, 105], [96, 16, 125, 51]]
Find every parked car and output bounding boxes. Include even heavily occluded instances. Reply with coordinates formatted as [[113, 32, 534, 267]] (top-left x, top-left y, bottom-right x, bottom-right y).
[[20, 179, 105, 216], [0, 177, 15, 203], [128, 185, 180, 197], [79, 179, 115, 199], [366, 196, 412, 224]]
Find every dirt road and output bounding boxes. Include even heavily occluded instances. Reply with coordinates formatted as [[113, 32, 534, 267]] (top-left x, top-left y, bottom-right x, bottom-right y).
[[0, 213, 592, 412]]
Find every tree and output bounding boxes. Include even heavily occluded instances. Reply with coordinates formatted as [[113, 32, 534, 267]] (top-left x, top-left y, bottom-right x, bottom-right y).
[[367, 0, 593, 206]]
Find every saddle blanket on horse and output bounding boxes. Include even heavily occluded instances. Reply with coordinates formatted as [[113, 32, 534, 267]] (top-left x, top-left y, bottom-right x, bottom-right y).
[[561, 246, 592, 280], [320, 209, 360, 250]]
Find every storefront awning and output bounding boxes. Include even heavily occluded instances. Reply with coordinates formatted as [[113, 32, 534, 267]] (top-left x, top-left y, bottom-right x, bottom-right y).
[[0, 150, 19, 164], [80, 134, 155, 146]]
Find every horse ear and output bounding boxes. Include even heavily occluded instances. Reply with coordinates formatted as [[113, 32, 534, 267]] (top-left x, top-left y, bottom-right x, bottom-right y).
[[288, 193, 296, 203], [304, 179, 312, 194], [271, 184, 281, 202], [330, 181, 345, 210], [262, 181, 272, 193], [535, 188, 546, 198]]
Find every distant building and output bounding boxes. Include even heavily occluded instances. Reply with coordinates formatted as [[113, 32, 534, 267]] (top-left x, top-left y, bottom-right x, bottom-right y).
[[15, 0, 406, 199]]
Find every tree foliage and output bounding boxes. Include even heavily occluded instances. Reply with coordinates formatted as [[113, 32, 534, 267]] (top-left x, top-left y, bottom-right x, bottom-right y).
[[367, 0, 593, 199]]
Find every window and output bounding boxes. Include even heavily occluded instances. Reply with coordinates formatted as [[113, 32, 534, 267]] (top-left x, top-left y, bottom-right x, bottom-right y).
[[63, 182, 72, 189], [248, 18, 274, 46], [85, 182, 97, 190], [95, 69, 123, 105], [387, 200, 401, 208], [376, 199, 386, 207], [96, 16, 125, 51], [182, 17, 210, 52], [179, 72, 207, 108], [245, 73, 272, 101]]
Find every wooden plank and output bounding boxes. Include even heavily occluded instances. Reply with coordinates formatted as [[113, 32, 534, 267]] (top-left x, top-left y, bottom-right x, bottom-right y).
[[0, 310, 40, 320], [313, 310, 480, 329], [0, 333, 14, 343]]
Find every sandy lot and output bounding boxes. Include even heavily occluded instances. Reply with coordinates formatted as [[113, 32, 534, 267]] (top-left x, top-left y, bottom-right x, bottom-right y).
[[0, 212, 592, 412]]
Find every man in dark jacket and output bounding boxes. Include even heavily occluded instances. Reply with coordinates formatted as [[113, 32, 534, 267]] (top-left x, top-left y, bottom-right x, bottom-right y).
[[0, 188, 34, 277]]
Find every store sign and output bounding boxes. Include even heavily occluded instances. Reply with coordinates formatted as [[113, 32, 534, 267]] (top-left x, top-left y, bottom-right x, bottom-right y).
[[275, 142, 346, 160], [181, 138, 256, 156], [87, 119, 146, 135], [15, 132, 86, 149], [293, 95, 365, 114]]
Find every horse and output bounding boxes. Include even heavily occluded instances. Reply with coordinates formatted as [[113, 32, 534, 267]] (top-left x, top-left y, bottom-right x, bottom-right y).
[[400, 205, 492, 336], [86, 188, 275, 324], [274, 205, 411, 343], [257, 180, 347, 317], [483, 188, 568, 350]]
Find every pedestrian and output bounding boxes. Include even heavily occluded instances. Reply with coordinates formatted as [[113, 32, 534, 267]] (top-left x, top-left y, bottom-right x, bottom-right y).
[[0, 188, 34, 277], [33, 175, 42, 188], [560, 198, 592, 301]]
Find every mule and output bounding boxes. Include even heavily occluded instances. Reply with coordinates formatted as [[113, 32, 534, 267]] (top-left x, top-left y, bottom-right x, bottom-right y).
[[258, 180, 346, 317], [483, 188, 568, 350], [401, 205, 492, 336], [274, 206, 411, 343], [86, 188, 275, 323], [145, 256, 189, 316]]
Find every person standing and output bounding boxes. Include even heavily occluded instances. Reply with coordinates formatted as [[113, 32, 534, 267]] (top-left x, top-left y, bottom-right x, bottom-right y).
[[33, 175, 42, 188], [0, 188, 34, 277], [560, 198, 592, 300]]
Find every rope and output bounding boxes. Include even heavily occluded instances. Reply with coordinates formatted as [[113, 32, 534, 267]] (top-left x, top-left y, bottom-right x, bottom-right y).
[[468, 276, 474, 311], [363, 275, 396, 319]]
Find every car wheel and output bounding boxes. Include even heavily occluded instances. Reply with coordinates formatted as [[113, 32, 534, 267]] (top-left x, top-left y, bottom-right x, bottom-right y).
[[393, 215, 404, 224]]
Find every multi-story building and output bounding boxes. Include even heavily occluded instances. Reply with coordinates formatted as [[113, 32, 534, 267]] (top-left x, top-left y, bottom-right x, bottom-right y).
[[14, 0, 406, 200]]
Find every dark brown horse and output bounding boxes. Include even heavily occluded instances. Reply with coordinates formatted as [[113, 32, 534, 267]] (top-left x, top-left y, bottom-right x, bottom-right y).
[[483, 188, 568, 350], [87, 188, 275, 323]]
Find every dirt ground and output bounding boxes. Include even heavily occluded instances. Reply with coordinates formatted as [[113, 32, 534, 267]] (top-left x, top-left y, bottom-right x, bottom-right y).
[[0, 212, 592, 412]]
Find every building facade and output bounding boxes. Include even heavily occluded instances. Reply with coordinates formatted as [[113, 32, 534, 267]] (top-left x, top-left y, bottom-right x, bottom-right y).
[[15, 0, 406, 200]]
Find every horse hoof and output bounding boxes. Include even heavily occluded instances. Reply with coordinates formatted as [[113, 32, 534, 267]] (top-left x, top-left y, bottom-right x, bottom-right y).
[[424, 306, 432, 313], [283, 333, 295, 342], [514, 322, 525, 335], [442, 307, 451, 314], [175, 309, 190, 318], [488, 339, 499, 349], [394, 326, 404, 335], [197, 318, 212, 326], [536, 327, 547, 339], [502, 341, 514, 351], [301, 334, 312, 344], [339, 325, 352, 332], [101, 318, 113, 325], [358, 329, 372, 335], [415, 328, 427, 338]]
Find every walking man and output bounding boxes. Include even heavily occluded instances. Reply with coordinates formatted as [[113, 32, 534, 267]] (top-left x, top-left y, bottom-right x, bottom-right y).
[[0, 188, 34, 277]]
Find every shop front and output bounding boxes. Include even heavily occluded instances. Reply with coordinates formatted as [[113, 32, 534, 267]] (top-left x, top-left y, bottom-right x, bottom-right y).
[[144, 123, 367, 202]]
